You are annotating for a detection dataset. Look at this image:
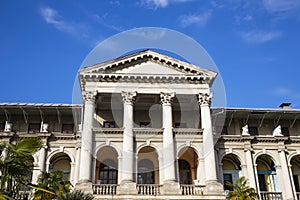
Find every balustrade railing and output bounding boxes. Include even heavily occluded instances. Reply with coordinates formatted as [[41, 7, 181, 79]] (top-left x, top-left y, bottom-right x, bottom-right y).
[[180, 184, 204, 195], [93, 184, 118, 195], [137, 184, 162, 195], [19, 190, 31, 200], [260, 191, 282, 200]]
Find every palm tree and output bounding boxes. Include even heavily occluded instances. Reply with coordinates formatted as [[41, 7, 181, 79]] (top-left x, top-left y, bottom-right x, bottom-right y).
[[56, 190, 94, 200], [34, 171, 71, 200], [226, 176, 259, 200], [0, 137, 43, 199]]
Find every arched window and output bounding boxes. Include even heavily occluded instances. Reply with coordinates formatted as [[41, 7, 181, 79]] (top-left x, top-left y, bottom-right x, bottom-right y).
[[179, 159, 191, 184], [138, 159, 154, 184], [99, 159, 118, 184], [50, 153, 71, 181], [257, 155, 279, 192]]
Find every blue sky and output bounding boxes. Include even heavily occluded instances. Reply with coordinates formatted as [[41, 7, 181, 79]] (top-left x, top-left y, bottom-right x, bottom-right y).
[[1, 0, 300, 108]]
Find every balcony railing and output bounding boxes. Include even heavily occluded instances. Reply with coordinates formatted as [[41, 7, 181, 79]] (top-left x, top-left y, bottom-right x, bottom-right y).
[[260, 191, 282, 200], [19, 190, 31, 200], [180, 184, 204, 195], [137, 184, 162, 195], [93, 184, 118, 195]]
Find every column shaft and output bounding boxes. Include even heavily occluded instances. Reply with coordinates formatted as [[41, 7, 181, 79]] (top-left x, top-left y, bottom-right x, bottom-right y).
[[245, 149, 257, 189], [79, 92, 96, 183], [74, 147, 81, 184]]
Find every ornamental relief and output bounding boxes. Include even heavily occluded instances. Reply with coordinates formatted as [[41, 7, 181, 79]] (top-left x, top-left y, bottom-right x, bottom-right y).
[[198, 93, 213, 106], [160, 92, 175, 106], [121, 91, 137, 104]]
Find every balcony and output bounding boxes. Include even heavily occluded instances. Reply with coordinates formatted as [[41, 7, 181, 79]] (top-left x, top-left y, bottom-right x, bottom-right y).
[[260, 191, 282, 200], [180, 184, 204, 195], [136, 184, 162, 195], [93, 184, 118, 195]]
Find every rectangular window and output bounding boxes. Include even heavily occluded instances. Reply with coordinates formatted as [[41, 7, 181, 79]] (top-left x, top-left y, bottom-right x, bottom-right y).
[[174, 123, 187, 128], [216, 126, 228, 135], [140, 122, 150, 128], [28, 123, 40, 133], [0, 123, 4, 132], [103, 121, 115, 128], [62, 124, 74, 134], [249, 126, 258, 136], [223, 174, 233, 191], [281, 127, 290, 136]]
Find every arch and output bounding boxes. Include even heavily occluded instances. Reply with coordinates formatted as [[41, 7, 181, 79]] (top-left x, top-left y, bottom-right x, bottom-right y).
[[95, 146, 119, 184], [288, 152, 300, 165], [219, 150, 245, 166], [46, 148, 75, 165], [178, 147, 199, 184], [177, 144, 200, 158], [136, 143, 162, 158], [289, 155, 300, 192], [137, 146, 159, 184], [94, 143, 122, 158], [256, 154, 280, 192], [253, 151, 279, 166], [221, 154, 242, 191], [49, 152, 72, 181]]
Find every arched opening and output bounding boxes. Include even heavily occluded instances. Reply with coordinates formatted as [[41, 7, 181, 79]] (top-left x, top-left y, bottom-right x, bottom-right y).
[[178, 147, 198, 184], [96, 146, 118, 184], [290, 155, 300, 192], [137, 146, 159, 184], [221, 154, 241, 191], [49, 153, 71, 181], [256, 154, 280, 192]]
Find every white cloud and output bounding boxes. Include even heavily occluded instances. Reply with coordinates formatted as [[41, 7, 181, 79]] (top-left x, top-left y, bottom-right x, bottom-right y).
[[263, 0, 300, 13], [139, 0, 193, 9], [39, 6, 89, 38], [240, 30, 282, 44], [180, 11, 211, 27]]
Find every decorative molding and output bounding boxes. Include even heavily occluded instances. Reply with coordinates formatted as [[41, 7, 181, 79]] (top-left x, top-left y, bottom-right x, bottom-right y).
[[160, 92, 175, 106], [121, 91, 137, 105], [198, 93, 213, 106], [82, 91, 97, 104]]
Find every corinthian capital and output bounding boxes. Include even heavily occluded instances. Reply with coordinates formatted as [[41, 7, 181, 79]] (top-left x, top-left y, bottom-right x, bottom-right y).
[[198, 93, 213, 106], [160, 92, 175, 106], [121, 91, 137, 105], [82, 91, 97, 104]]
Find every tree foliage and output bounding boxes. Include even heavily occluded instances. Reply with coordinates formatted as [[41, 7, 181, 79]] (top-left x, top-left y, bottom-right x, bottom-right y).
[[0, 137, 43, 199], [56, 190, 94, 200], [226, 176, 259, 200], [33, 171, 71, 200]]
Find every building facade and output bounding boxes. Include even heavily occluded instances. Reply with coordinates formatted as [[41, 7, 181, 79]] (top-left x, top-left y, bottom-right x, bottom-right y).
[[1, 50, 300, 200]]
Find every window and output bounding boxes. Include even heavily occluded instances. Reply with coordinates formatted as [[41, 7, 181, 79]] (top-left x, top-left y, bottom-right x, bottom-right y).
[[0, 123, 4, 132], [62, 124, 74, 134], [137, 159, 154, 184], [103, 121, 115, 128], [28, 123, 40, 133], [175, 123, 187, 128], [223, 174, 233, 191], [294, 175, 300, 192], [216, 126, 228, 135], [249, 126, 258, 135], [281, 127, 289, 136], [99, 159, 118, 184], [140, 122, 150, 128], [179, 160, 191, 184]]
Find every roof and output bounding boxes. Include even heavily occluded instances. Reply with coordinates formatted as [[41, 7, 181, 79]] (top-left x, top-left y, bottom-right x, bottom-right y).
[[0, 103, 81, 107]]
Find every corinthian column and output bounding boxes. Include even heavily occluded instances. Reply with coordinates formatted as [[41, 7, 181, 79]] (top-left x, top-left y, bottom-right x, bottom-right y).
[[77, 91, 96, 192], [117, 92, 137, 195], [160, 92, 180, 195], [198, 93, 223, 194]]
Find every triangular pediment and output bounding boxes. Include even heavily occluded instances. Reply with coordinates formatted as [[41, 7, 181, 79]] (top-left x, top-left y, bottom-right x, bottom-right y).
[[79, 50, 217, 87]]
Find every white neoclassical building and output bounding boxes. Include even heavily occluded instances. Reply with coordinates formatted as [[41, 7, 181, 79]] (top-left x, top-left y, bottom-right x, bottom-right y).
[[1, 50, 300, 200]]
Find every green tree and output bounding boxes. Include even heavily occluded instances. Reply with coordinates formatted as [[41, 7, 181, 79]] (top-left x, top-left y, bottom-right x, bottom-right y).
[[34, 171, 71, 200], [226, 176, 259, 200], [56, 190, 94, 200], [0, 137, 43, 199]]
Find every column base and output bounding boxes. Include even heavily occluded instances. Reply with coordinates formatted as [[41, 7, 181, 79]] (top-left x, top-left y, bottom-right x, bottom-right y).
[[75, 181, 93, 194], [117, 181, 137, 195], [204, 180, 224, 195], [161, 181, 181, 195]]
